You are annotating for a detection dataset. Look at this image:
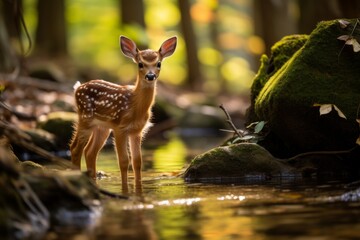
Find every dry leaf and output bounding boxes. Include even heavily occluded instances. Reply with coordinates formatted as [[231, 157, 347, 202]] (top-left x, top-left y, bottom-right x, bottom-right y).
[[356, 137, 360, 146], [338, 34, 360, 52], [315, 104, 347, 119], [345, 38, 356, 45], [338, 19, 350, 28], [352, 39, 360, 52], [343, 37, 360, 52], [333, 105, 347, 119], [337, 35, 350, 41], [319, 104, 332, 115]]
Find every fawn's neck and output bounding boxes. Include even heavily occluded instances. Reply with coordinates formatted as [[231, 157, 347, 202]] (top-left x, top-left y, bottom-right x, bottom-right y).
[[132, 77, 156, 114]]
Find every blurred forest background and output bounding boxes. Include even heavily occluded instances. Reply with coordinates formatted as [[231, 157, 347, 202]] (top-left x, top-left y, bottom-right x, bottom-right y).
[[1, 0, 360, 97]]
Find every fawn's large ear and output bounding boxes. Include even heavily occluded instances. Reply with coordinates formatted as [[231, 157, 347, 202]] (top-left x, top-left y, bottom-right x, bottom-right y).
[[120, 36, 138, 60], [159, 36, 177, 59]]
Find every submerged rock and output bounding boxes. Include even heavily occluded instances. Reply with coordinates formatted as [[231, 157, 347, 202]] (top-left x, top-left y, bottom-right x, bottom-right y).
[[184, 143, 292, 182]]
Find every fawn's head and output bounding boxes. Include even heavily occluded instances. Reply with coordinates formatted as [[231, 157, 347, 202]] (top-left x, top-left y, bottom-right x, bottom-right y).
[[120, 36, 177, 84]]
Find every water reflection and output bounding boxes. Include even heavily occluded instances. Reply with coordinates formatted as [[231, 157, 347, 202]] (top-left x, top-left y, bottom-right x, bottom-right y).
[[217, 194, 246, 201], [75, 136, 360, 240], [152, 136, 187, 172], [96, 174, 360, 240]]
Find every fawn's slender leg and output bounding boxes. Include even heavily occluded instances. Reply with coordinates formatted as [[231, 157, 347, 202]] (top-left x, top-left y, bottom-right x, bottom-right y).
[[70, 122, 92, 169], [129, 133, 143, 188], [114, 130, 130, 190], [84, 126, 111, 179]]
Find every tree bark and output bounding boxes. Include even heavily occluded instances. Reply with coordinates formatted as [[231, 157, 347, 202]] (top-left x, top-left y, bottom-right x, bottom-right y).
[[34, 0, 67, 58], [178, 0, 203, 90], [0, 0, 19, 72], [298, 0, 360, 34], [2, 0, 22, 40], [253, 0, 297, 55], [119, 0, 147, 49]]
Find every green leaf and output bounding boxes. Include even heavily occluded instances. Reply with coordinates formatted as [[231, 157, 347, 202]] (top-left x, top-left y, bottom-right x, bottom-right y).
[[254, 121, 265, 134]]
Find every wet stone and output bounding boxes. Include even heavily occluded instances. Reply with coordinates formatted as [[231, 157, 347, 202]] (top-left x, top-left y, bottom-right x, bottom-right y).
[[183, 143, 292, 183]]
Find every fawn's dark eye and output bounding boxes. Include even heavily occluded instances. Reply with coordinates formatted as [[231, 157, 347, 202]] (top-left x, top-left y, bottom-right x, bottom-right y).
[[157, 61, 161, 69], [138, 62, 144, 69]]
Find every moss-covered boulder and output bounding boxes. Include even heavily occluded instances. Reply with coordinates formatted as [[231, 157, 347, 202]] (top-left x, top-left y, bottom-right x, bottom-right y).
[[38, 111, 77, 149], [183, 143, 292, 182], [246, 35, 308, 124], [249, 19, 360, 157]]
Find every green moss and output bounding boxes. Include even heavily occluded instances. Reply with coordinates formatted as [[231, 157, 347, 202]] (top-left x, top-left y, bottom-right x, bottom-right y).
[[184, 143, 289, 181], [270, 34, 309, 71], [255, 19, 360, 121], [247, 34, 308, 123], [250, 54, 269, 102]]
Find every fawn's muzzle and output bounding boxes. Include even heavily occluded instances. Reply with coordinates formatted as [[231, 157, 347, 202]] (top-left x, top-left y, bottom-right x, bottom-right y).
[[145, 73, 156, 81]]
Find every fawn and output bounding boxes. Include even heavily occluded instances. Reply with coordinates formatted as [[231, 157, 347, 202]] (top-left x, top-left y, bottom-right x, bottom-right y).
[[70, 36, 177, 189]]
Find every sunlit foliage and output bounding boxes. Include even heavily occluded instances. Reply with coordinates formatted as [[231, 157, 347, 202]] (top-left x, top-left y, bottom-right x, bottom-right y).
[[23, 0, 264, 94]]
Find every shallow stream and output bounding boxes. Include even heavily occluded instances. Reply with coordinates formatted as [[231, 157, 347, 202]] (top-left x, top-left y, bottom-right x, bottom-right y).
[[49, 136, 360, 240]]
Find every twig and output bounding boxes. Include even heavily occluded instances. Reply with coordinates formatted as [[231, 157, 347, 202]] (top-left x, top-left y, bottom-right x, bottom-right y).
[[219, 104, 244, 138], [285, 146, 357, 162], [17, 1, 33, 56]]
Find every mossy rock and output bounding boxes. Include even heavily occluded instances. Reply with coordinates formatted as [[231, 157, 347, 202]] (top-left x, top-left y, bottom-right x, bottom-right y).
[[38, 111, 77, 148], [250, 19, 360, 157], [246, 34, 308, 124], [21, 160, 44, 171], [183, 143, 291, 182], [25, 128, 57, 151]]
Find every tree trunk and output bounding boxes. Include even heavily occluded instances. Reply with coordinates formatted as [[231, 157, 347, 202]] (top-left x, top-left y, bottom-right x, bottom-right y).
[[34, 0, 67, 58], [0, 0, 19, 72], [2, 0, 22, 40], [119, 0, 147, 49], [178, 0, 202, 90], [253, 0, 297, 55], [209, 7, 225, 92], [298, 0, 360, 34]]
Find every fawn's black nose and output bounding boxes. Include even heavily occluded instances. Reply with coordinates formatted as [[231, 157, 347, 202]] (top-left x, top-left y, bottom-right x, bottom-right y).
[[145, 73, 156, 81]]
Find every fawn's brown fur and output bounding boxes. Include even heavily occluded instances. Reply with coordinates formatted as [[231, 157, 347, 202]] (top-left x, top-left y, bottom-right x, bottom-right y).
[[70, 36, 177, 190]]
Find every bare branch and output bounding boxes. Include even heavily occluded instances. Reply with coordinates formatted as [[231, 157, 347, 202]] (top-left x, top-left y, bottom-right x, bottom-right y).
[[219, 104, 244, 138]]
